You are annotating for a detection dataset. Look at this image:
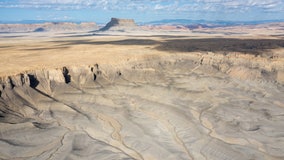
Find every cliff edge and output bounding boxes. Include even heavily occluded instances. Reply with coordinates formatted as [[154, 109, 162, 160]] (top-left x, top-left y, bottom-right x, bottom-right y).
[[99, 18, 137, 31]]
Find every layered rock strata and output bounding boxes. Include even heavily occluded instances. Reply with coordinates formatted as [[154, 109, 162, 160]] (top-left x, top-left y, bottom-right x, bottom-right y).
[[99, 18, 137, 31], [0, 57, 283, 160]]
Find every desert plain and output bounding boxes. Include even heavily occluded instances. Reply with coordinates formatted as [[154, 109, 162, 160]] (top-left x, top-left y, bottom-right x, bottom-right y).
[[0, 22, 284, 160]]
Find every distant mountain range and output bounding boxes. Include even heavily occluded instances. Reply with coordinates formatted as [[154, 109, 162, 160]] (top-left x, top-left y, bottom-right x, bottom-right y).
[[143, 19, 284, 26], [0, 22, 98, 33], [1, 19, 284, 26], [0, 20, 89, 24]]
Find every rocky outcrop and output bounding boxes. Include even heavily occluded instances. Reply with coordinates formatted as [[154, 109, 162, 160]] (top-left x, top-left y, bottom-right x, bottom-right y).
[[33, 27, 46, 32], [99, 18, 137, 31], [0, 58, 284, 160]]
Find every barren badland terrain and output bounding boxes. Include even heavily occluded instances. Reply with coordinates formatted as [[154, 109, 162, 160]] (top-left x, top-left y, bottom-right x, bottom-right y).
[[0, 19, 284, 160]]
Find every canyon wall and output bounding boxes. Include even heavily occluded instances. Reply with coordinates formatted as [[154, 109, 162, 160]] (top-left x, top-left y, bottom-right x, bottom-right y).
[[0, 56, 283, 159]]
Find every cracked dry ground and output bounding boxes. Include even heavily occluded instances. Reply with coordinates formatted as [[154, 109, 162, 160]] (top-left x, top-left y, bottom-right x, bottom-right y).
[[0, 59, 284, 160]]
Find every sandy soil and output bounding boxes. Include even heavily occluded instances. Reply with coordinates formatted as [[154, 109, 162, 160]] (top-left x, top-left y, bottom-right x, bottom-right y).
[[0, 28, 284, 160]]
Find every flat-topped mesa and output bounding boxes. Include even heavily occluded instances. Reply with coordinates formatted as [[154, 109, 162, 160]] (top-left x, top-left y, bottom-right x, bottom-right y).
[[99, 18, 137, 31]]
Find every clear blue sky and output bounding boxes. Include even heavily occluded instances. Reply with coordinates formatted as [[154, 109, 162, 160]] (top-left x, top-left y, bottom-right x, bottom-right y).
[[0, 0, 284, 23]]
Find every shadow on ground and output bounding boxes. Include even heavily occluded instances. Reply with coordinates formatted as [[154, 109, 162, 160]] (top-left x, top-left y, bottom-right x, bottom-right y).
[[156, 38, 284, 56], [52, 39, 159, 46], [50, 37, 284, 56]]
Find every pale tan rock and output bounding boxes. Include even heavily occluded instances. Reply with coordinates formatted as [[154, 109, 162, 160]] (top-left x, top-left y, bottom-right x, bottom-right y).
[[277, 71, 284, 84], [0, 26, 284, 160]]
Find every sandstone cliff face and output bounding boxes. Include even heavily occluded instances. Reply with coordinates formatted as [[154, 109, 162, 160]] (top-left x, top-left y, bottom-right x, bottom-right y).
[[0, 22, 98, 33], [194, 51, 284, 83], [99, 18, 137, 31], [0, 58, 284, 160]]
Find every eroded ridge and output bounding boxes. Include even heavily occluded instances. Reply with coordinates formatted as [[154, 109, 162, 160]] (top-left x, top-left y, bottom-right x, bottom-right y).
[[0, 58, 284, 160]]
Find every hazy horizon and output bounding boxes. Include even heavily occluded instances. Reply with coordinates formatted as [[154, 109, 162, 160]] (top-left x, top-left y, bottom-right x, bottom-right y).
[[1, 18, 284, 25], [1, 0, 284, 23]]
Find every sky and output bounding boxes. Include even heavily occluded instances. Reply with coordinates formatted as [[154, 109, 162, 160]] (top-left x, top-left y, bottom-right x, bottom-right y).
[[0, 0, 284, 23]]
